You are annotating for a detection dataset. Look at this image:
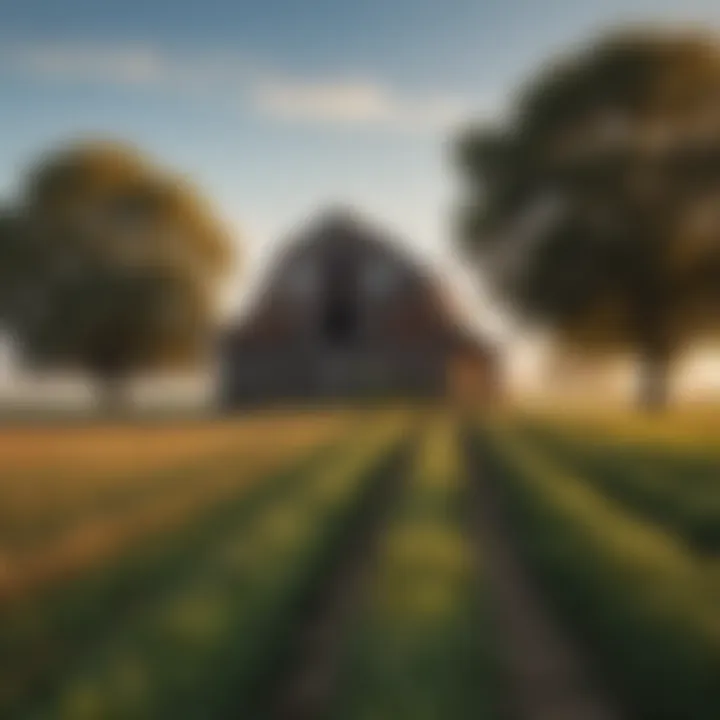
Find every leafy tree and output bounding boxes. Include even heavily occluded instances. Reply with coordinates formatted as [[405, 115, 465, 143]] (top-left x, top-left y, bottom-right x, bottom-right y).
[[0, 209, 19, 322], [456, 30, 720, 410], [6, 140, 235, 404]]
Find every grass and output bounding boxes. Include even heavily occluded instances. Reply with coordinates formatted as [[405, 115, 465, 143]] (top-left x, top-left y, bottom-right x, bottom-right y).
[[0, 413, 352, 606], [3, 411, 410, 719], [477, 419, 720, 720], [0, 411, 361, 715], [330, 415, 498, 720], [0, 439, 339, 716], [516, 419, 720, 553], [515, 402, 720, 452], [3, 402, 717, 719], [0, 412, 353, 540]]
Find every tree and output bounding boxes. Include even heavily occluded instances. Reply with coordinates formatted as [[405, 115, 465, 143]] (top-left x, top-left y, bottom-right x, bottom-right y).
[[455, 29, 720, 410], [0, 209, 19, 323], [6, 139, 235, 404]]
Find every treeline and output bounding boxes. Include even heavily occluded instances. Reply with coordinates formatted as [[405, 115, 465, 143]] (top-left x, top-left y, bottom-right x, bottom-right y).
[[2, 28, 720, 411]]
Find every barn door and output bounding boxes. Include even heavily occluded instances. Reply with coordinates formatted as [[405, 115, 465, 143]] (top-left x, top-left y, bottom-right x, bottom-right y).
[[322, 253, 359, 348]]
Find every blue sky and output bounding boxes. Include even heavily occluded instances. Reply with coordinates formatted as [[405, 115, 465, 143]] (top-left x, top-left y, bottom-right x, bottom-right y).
[[2, 0, 720, 325]]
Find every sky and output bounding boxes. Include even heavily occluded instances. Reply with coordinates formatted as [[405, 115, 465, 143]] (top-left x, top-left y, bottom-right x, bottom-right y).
[[2, 0, 720, 339]]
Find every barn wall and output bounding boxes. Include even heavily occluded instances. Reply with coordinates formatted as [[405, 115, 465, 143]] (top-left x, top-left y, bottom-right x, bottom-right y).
[[218, 211, 499, 409], [220, 348, 448, 406]]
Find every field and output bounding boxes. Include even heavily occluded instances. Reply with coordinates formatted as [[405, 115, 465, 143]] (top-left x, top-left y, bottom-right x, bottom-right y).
[[0, 406, 718, 719], [479, 408, 720, 720]]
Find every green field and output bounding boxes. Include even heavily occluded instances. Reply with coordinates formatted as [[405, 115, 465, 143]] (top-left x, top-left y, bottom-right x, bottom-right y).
[[330, 416, 498, 720], [478, 410, 720, 720], [0, 406, 718, 719]]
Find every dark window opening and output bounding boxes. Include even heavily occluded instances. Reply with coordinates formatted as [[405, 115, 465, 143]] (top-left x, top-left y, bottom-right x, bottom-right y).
[[323, 295, 358, 347]]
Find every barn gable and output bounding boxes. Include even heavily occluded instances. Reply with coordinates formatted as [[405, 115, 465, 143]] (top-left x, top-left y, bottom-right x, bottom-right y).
[[220, 208, 498, 406]]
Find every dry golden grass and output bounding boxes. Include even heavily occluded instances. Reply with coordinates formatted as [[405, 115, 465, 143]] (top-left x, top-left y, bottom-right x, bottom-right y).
[[0, 411, 353, 530], [0, 410, 354, 606], [0, 411, 349, 474], [507, 402, 720, 451]]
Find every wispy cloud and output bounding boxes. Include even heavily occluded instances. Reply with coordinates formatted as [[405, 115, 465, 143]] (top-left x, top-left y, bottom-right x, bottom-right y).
[[2, 43, 254, 93], [5, 43, 170, 86], [3, 42, 485, 133], [250, 77, 472, 132]]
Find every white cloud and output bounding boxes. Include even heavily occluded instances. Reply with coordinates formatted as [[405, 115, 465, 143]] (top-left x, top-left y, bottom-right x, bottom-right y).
[[2, 43, 255, 94], [250, 77, 472, 132], [3, 41, 485, 134], [5, 43, 170, 86]]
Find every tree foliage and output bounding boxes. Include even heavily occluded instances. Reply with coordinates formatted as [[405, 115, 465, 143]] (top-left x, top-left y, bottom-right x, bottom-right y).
[[456, 30, 720, 408], [1, 140, 236, 394]]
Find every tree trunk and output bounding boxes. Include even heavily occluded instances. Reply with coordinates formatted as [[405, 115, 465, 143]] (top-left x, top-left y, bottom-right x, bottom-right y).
[[96, 374, 128, 416], [637, 348, 671, 413], [630, 274, 671, 413]]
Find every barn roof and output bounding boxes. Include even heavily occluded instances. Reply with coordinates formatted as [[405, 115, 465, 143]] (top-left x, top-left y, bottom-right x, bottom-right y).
[[222, 206, 500, 358], [275, 205, 429, 278]]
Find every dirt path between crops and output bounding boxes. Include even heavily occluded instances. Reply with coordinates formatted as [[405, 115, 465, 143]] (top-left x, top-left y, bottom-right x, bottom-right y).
[[464, 436, 624, 720], [262, 444, 410, 720]]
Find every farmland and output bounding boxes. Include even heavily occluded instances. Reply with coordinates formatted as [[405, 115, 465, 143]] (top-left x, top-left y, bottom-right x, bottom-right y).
[[0, 406, 718, 719], [330, 417, 498, 719], [478, 409, 720, 720]]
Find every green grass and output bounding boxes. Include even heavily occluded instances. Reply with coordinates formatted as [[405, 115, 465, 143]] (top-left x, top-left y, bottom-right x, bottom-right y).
[[329, 416, 498, 720], [516, 419, 720, 553], [478, 420, 720, 720], [0, 435, 339, 716], [9, 405, 717, 720], [3, 414, 409, 719]]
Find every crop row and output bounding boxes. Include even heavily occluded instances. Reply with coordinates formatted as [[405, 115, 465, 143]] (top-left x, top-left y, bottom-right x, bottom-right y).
[[330, 416, 498, 720], [10, 413, 410, 720], [516, 419, 720, 553], [0, 412, 351, 551], [477, 420, 720, 720], [0, 413, 401, 717]]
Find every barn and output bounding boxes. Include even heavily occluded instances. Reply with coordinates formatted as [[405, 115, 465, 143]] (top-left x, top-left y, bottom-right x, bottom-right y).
[[219, 208, 500, 407]]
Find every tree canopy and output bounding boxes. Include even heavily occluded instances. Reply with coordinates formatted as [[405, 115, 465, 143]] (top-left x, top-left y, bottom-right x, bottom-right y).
[[0, 140, 236, 397], [455, 29, 720, 409]]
